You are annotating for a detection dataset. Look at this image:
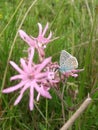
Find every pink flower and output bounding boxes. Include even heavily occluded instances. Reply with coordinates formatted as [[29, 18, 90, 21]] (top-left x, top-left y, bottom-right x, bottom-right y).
[[19, 23, 52, 48], [2, 48, 54, 111], [18, 23, 58, 62], [32, 22, 52, 47], [2, 21, 83, 112], [36, 64, 60, 101]]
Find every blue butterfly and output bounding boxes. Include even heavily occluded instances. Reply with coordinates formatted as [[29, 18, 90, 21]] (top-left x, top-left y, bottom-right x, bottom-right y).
[[59, 50, 78, 73]]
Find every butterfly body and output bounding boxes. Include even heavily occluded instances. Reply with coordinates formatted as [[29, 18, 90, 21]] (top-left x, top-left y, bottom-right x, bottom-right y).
[[59, 50, 78, 73]]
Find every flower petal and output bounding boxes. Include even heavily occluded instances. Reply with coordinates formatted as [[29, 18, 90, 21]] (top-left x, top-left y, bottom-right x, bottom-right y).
[[20, 58, 28, 73], [29, 85, 34, 111], [10, 74, 24, 81], [18, 30, 35, 47], [38, 23, 42, 36], [14, 83, 30, 105], [71, 73, 78, 77], [47, 31, 52, 40], [10, 61, 25, 75], [38, 85, 52, 99], [34, 82, 52, 99], [36, 57, 51, 73], [28, 48, 34, 71], [35, 72, 47, 79], [2, 80, 28, 93]]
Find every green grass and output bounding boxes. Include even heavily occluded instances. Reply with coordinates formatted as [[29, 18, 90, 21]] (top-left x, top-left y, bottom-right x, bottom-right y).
[[0, 0, 98, 129]]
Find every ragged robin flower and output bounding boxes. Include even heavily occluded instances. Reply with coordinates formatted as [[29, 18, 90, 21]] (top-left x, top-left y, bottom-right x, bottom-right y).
[[19, 23, 57, 62], [2, 48, 60, 110]]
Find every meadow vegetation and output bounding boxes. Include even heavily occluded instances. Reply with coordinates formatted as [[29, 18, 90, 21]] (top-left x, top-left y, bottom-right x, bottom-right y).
[[0, 0, 98, 129]]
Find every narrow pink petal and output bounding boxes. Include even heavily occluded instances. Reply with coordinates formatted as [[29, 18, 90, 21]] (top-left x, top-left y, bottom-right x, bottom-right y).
[[35, 72, 47, 79], [29, 86, 34, 111], [10, 74, 24, 81], [14, 94, 23, 106], [2, 80, 27, 93], [39, 85, 52, 99], [10, 61, 25, 75], [36, 57, 51, 73], [42, 22, 49, 36], [18, 30, 35, 47], [71, 73, 78, 77], [18, 30, 31, 46], [20, 58, 28, 73], [34, 83, 52, 99], [14, 83, 30, 105], [36, 93, 40, 101], [28, 48, 34, 71], [47, 31, 52, 40], [38, 23, 42, 36]]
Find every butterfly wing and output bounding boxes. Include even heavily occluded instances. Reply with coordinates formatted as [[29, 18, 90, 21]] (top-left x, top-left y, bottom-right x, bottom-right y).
[[60, 50, 78, 72], [60, 50, 71, 66]]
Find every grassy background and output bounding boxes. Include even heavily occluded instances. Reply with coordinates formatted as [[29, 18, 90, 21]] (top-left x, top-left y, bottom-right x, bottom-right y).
[[0, 0, 98, 130]]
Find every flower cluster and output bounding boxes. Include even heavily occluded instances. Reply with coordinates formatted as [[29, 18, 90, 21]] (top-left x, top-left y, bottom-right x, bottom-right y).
[[2, 23, 82, 110]]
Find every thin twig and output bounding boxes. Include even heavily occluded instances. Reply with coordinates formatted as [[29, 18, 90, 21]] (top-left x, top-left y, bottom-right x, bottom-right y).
[[60, 95, 92, 130]]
